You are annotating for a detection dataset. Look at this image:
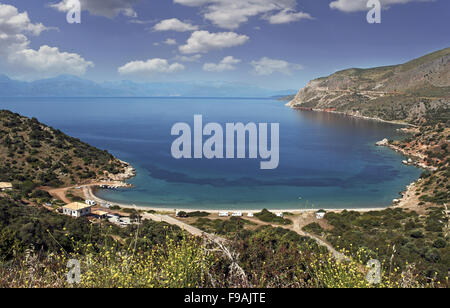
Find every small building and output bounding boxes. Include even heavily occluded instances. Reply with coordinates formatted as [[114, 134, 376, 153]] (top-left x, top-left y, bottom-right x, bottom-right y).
[[85, 200, 97, 206], [107, 213, 121, 223], [219, 212, 229, 217], [0, 182, 13, 191], [63, 202, 92, 218], [119, 217, 131, 226], [276, 213, 284, 218], [247, 213, 254, 217], [315, 210, 326, 220], [92, 210, 108, 219], [232, 212, 243, 217]]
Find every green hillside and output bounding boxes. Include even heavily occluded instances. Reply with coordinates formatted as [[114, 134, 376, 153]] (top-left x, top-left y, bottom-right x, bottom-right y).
[[0, 110, 126, 187]]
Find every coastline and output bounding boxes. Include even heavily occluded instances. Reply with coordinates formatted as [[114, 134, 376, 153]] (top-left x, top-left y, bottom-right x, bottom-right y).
[[290, 106, 417, 127], [85, 185, 389, 214], [87, 108, 425, 215]]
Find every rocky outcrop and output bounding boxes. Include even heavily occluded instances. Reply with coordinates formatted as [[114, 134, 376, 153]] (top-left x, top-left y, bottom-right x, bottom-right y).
[[105, 160, 136, 182]]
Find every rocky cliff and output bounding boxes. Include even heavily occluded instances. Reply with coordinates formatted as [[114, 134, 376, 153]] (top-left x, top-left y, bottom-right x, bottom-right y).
[[288, 48, 450, 124]]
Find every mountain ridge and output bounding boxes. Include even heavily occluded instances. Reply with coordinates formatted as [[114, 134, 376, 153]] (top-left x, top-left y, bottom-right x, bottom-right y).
[[288, 47, 450, 124], [0, 74, 294, 98]]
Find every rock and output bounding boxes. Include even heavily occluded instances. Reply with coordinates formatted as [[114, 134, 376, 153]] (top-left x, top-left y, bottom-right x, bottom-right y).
[[376, 138, 389, 146]]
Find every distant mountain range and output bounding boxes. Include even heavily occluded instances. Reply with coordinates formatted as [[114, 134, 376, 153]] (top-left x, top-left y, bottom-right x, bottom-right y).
[[287, 47, 450, 124], [0, 74, 295, 98]]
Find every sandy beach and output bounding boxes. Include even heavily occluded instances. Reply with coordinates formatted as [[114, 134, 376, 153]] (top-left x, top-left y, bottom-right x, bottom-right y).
[[84, 184, 392, 214]]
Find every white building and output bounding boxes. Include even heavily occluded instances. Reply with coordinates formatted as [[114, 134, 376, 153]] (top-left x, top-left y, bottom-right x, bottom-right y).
[[63, 202, 92, 218], [315, 210, 326, 220], [232, 212, 243, 217], [247, 213, 254, 217], [107, 213, 121, 223], [276, 213, 284, 218], [0, 182, 13, 191], [219, 212, 229, 217], [85, 200, 97, 206], [92, 210, 108, 219]]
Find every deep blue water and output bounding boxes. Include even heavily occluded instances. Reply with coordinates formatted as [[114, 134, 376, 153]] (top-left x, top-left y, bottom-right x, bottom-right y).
[[0, 97, 421, 210]]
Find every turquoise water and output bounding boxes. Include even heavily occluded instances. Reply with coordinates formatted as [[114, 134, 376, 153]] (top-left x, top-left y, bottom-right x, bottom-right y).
[[0, 97, 421, 210]]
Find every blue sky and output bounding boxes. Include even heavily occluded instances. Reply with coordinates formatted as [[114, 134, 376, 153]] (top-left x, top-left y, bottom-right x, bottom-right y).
[[0, 0, 448, 90]]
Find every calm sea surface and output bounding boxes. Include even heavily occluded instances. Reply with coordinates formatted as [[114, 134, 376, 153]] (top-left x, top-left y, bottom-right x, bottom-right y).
[[0, 97, 421, 210]]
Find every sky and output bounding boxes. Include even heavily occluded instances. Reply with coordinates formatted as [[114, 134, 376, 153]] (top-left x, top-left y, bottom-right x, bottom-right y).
[[0, 0, 449, 90]]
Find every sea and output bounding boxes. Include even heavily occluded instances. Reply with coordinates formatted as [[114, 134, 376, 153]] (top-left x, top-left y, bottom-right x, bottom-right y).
[[0, 97, 422, 210]]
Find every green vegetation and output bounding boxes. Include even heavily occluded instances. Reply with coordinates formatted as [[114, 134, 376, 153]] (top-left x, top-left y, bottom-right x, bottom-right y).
[[0, 110, 126, 187], [177, 211, 210, 218], [186, 211, 210, 217], [304, 208, 449, 282], [254, 209, 292, 225], [0, 196, 182, 260], [303, 222, 324, 235], [193, 217, 255, 236], [0, 194, 446, 288]]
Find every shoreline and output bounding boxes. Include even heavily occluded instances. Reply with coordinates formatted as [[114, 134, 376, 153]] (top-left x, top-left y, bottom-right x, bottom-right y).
[[86, 185, 390, 214], [88, 109, 424, 215], [290, 106, 417, 127]]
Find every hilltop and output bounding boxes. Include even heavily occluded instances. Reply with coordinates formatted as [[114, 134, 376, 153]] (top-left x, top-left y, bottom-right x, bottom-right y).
[[0, 110, 133, 188], [288, 48, 450, 124]]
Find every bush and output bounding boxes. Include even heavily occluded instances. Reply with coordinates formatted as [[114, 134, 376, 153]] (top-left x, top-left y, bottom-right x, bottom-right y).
[[432, 238, 446, 249], [410, 230, 424, 239], [187, 211, 210, 218], [303, 223, 324, 235], [254, 209, 292, 225]]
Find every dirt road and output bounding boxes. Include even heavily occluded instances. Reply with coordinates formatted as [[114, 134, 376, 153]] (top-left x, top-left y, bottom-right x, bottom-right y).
[[47, 187, 72, 204], [290, 215, 348, 262]]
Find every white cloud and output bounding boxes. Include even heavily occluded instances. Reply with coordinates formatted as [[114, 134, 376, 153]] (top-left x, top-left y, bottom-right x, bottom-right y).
[[153, 18, 199, 32], [0, 4, 47, 36], [0, 3, 93, 79], [118, 58, 185, 75], [174, 0, 312, 29], [329, 0, 434, 12], [179, 30, 249, 54], [164, 38, 177, 45], [251, 57, 302, 75], [174, 54, 203, 62], [266, 9, 313, 24], [9, 45, 94, 77], [50, 0, 140, 18], [203, 56, 241, 72]]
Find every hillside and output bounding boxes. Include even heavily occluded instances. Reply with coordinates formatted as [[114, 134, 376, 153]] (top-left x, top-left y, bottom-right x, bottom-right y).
[[0, 110, 132, 187], [288, 48, 450, 124]]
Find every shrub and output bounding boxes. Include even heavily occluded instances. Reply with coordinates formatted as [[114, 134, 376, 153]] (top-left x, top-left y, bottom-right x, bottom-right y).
[[254, 209, 292, 225]]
